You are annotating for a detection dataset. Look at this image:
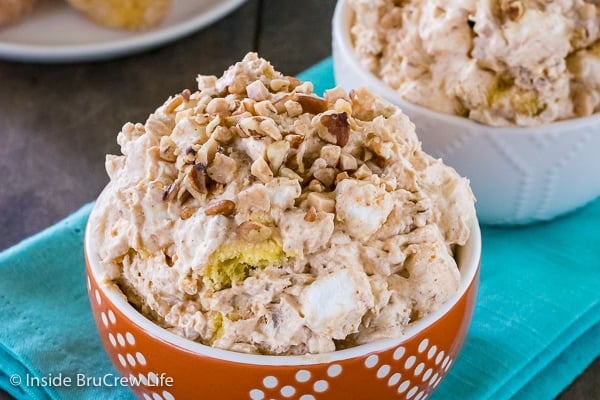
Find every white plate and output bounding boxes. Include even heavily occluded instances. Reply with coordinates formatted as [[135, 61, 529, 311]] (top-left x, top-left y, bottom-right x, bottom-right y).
[[0, 0, 246, 63]]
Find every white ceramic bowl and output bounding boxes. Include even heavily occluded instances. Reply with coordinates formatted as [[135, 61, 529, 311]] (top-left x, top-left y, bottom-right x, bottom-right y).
[[332, 0, 600, 225]]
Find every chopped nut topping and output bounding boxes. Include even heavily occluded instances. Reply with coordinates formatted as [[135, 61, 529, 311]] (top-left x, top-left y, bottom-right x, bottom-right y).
[[259, 118, 282, 140], [196, 137, 219, 166], [284, 76, 302, 90], [185, 146, 197, 155], [320, 144, 342, 167], [272, 93, 294, 114], [269, 78, 290, 92], [237, 116, 262, 137], [162, 182, 179, 201], [324, 86, 350, 105], [251, 157, 274, 183], [159, 136, 177, 162], [354, 163, 373, 180], [185, 163, 210, 200], [278, 167, 303, 181], [320, 112, 350, 146], [254, 100, 278, 117], [339, 153, 358, 171], [212, 126, 234, 144], [239, 99, 256, 115], [284, 99, 304, 117], [246, 80, 270, 101], [206, 97, 230, 115], [267, 140, 291, 172], [294, 82, 314, 94], [205, 115, 222, 136], [227, 72, 249, 95], [285, 134, 304, 149], [180, 89, 192, 101], [366, 132, 394, 159], [207, 153, 237, 184], [165, 95, 184, 114], [205, 199, 236, 216], [296, 94, 328, 114]]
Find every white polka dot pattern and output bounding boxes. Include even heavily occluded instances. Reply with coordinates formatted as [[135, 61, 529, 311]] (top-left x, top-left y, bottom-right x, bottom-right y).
[[249, 388, 264, 400], [360, 337, 455, 399], [377, 364, 391, 379], [393, 346, 406, 360], [296, 370, 311, 382], [388, 373, 401, 386], [250, 362, 345, 399], [92, 281, 174, 400], [404, 356, 416, 369], [252, 338, 456, 399], [313, 380, 328, 393], [281, 385, 296, 397], [365, 354, 379, 368], [263, 376, 278, 389], [326, 364, 342, 378]]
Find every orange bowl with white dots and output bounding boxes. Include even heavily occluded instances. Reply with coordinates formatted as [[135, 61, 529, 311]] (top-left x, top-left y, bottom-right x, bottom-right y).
[[85, 211, 481, 400]]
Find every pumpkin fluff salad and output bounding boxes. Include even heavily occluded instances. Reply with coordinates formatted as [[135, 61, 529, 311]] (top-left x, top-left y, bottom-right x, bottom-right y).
[[350, 0, 600, 126], [90, 53, 476, 355]]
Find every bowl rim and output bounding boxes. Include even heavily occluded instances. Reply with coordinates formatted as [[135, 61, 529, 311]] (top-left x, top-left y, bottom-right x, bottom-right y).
[[85, 196, 481, 366], [332, 0, 600, 133]]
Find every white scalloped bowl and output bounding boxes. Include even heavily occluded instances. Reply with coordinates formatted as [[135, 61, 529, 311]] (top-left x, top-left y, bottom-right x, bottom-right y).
[[332, 0, 600, 225]]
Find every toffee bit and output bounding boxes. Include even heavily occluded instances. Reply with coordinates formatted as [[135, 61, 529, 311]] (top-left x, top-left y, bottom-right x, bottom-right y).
[[205, 199, 236, 216], [320, 112, 350, 147], [304, 206, 318, 222]]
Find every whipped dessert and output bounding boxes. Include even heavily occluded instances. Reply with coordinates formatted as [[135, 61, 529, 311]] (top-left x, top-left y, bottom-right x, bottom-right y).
[[349, 0, 600, 126], [90, 53, 476, 355]]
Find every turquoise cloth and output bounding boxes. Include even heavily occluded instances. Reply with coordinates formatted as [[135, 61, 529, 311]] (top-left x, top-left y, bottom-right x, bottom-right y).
[[0, 203, 133, 400], [0, 58, 598, 400]]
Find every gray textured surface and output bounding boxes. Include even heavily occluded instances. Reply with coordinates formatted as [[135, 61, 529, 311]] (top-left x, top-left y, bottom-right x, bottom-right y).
[[0, 0, 597, 399]]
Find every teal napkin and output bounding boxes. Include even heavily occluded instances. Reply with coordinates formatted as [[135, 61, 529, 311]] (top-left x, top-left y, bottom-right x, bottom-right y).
[[0, 59, 598, 400], [0, 203, 133, 400]]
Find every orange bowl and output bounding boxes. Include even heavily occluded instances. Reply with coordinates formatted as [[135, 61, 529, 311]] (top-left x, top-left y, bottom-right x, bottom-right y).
[[85, 203, 481, 400]]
